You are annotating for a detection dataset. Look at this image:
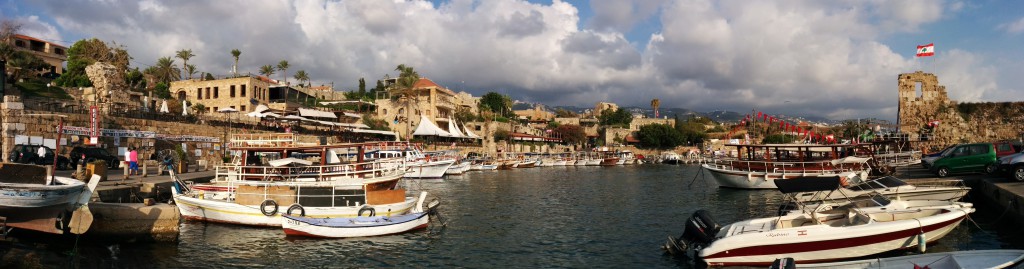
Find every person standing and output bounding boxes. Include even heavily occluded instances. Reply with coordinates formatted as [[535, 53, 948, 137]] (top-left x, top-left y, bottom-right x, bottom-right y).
[[129, 147, 139, 175], [37, 145, 47, 164]]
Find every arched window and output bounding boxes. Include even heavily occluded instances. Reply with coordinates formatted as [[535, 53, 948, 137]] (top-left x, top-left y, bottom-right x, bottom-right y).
[[176, 90, 187, 100]]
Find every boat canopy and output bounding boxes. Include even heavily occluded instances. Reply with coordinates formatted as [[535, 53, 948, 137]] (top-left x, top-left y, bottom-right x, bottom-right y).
[[268, 157, 313, 167], [774, 176, 842, 194], [830, 156, 871, 165]]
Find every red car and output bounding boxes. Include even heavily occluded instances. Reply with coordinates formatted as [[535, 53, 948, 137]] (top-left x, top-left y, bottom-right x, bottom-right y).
[[993, 140, 1022, 158]]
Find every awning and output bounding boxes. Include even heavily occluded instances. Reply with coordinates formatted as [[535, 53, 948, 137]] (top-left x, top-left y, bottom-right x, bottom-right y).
[[217, 107, 239, 113], [412, 115, 451, 137], [464, 124, 482, 139], [341, 112, 362, 118], [252, 104, 270, 113], [298, 108, 337, 119], [445, 118, 465, 138], [268, 157, 312, 167], [320, 100, 376, 106], [351, 129, 397, 136]]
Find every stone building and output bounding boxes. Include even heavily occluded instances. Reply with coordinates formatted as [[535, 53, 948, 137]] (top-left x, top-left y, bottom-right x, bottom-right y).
[[6, 34, 67, 75], [897, 71, 1024, 148], [375, 78, 476, 138], [514, 104, 554, 122], [169, 76, 273, 113], [592, 102, 618, 117]]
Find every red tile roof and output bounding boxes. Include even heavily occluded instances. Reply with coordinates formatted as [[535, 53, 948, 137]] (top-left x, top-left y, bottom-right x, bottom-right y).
[[413, 78, 441, 89], [12, 34, 67, 48]]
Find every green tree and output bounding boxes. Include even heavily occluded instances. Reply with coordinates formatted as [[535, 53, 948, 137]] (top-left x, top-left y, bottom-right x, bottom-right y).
[[276, 60, 289, 84], [357, 77, 366, 98], [125, 67, 145, 91], [192, 103, 207, 115], [675, 115, 709, 146], [636, 124, 685, 149], [183, 64, 197, 80], [454, 106, 476, 124], [153, 82, 171, 99], [493, 128, 511, 142], [53, 38, 131, 87], [553, 124, 586, 145], [204, 73, 214, 80], [479, 92, 511, 117], [175, 49, 194, 79], [390, 64, 421, 136], [143, 57, 181, 85], [293, 70, 309, 87], [599, 108, 632, 127], [361, 114, 391, 131], [372, 79, 385, 99], [258, 64, 275, 78], [230, 49, 241, 76], [554, 108, 577, 118]]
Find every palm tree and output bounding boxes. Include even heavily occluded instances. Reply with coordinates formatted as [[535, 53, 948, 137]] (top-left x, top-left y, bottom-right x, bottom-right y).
[[651, 98, 660, 118], [293, 70, 309, 87], [391, 64, 420, 138], [184, 64, 197, 80], [145, 57, 181, 84], [230, 49, 241, 76], [175, 49, 194, 79], [276, 60, 289, 85], [258, 64, 275, 79]]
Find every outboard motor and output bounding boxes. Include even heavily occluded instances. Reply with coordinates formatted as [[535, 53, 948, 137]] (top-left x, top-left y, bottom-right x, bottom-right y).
[[682, 210, 722, 245], [770, 258, 796, 269]]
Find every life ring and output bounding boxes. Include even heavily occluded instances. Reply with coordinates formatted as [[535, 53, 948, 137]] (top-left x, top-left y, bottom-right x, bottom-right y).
[[260, 200, 279, 216], [358, 206, 376, 217], [287, 204, 305, 216]]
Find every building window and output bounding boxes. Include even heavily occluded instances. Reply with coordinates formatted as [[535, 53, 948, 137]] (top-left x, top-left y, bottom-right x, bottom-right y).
[[382, 109, 388, 115], [197, 88, 203, 99], [14, 40, 25, 47], [214, 87, 219, 98], [241, 105, 246, 112], [206, 87, 211, 99], [208, 107, 213, 113], [241, 84, 246, 97], [230, 85, 236, 97], [214, 107, 218, 112], [54, 48, 65, 55], [230, 106, 235, 109]]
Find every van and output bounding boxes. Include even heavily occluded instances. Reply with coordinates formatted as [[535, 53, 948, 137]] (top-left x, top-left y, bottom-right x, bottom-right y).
[[930, 143, 997, 177]]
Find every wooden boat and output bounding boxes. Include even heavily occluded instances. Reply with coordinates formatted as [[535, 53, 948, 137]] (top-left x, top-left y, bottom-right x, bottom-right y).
[[794, 249, 1024, 268], [661, 152, 683, 164], [664, 177, 975, 267], [282, 192, 440, 238], [172, 134, 417, 227], [702, 144, 872, 189], [0, 164, 99, 234]]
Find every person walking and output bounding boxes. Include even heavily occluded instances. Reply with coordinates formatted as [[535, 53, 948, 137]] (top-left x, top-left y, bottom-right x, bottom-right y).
[[129, 147, 139, 175]]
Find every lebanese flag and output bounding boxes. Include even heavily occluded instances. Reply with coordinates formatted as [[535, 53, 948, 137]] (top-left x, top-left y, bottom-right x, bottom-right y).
[[916, 43, 934, 57]]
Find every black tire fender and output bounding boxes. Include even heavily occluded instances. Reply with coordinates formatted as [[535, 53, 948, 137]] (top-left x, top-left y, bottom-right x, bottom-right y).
[[358, 206, 376, 217], [286, 204, 305, 216], [260, 200, 279, 216]]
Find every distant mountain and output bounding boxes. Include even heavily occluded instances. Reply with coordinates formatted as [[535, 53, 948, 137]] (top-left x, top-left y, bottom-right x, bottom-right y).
[[520, 102, 842, 125]]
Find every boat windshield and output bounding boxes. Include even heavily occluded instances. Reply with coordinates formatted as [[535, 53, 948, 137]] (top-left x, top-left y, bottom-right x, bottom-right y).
[[848, 176, 907, 191]]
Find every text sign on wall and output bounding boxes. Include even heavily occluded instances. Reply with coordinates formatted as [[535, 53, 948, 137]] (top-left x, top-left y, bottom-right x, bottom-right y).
[[89, 106, 99, 143]]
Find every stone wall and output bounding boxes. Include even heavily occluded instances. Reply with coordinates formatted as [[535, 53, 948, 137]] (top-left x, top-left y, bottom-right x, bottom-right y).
[[897, 71, 1024, 149]]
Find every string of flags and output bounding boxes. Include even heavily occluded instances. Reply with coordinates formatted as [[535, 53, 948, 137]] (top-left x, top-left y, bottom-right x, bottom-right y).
[[726, 111, 837, 143]]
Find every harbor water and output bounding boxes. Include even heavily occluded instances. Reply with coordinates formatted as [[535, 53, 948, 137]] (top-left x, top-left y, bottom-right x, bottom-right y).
[[8, 165, 1024, 268]]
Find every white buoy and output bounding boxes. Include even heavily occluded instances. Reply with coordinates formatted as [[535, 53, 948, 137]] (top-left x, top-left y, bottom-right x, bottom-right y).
[[917, 232, 927, 253]]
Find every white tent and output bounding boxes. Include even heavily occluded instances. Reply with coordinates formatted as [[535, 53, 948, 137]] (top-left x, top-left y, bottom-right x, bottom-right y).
[[252, 104, 270, 113], [298, 108, 337, 119], [446, 118, 466, 138], [412, 115, 451, 137], [182, 100, 189, 116], [218, 107, 239, 113], [463, 124, 482, 139], [159, 100, 169, 113]]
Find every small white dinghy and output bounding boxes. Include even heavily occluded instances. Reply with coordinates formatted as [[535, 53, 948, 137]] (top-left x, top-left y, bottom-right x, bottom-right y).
[[790, 249, 1024, 269], [282, 192, 441, 238]]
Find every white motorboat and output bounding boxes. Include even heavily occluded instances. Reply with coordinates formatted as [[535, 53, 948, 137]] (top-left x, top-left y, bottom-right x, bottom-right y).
[[702, 144, 873, 189], [791, 176, 970, 204], [282, 192, 440, 238], [794, 249, 1024, 268], [445, 161, 470, 175], [0, 164, 100, 234], [664, 177, 975, 267]]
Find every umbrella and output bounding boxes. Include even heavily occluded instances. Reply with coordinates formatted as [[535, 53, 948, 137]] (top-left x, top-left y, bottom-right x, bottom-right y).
[[182, 100, 189, 116], [160, 100, 169, 113], [217, 107, 239, 113]]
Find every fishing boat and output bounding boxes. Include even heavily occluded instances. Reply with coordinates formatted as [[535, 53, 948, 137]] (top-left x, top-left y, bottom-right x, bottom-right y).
[[664, 176, 975, 267], [661, 152, 683, 164], [282, 192, 440, 238], [0, 164, 99, 234], [792, 249, 1024, 269], [172, 134, 418, 227], [702, 144, 873, 189]]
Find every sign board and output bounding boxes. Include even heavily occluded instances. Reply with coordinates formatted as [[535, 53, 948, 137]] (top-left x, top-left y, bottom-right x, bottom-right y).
[[14, 135, 27, 145], [194, 149, 202, 157], [89, 106, 99, 143], [30, 136, 43, 145], [43, 139, 56, 149]]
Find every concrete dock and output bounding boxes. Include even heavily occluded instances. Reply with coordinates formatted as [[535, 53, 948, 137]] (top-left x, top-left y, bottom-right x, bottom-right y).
[[896, 166, 1024, 227]]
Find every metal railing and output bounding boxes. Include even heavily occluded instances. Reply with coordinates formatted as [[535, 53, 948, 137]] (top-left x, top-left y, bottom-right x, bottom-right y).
[[702, 158, 870, 175], [214, 157, 406, 182]]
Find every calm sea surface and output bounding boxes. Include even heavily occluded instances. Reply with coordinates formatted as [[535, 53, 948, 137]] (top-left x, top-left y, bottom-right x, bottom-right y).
[[7, 164, 1024, 268]]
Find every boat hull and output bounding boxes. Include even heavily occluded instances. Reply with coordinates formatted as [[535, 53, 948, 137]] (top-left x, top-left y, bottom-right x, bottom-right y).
[[703, 163, 868, 189], [445, 162, 470, 175], [797, 249, 1024, 269], [174, 195, 417, 227], [282, 212, 429, 238], [700, 208, 973, 267], [405, 159, 455, 178], [0, 177, 88, 234]]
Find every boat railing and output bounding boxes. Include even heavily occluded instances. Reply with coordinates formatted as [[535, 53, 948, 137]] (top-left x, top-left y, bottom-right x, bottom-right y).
[[905, 179, 967, 188], [702, 158, 868, 175], [214, 157, 406, 182], [229, 133, 296, 148]]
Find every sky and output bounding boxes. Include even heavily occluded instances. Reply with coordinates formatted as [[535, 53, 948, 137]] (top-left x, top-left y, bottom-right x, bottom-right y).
[[3, 0, 1024, 121]]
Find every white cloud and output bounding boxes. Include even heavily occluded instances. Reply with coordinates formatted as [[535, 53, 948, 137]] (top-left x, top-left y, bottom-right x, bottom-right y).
[[11, 15, 62, 43], [16, 0, 1015, 121], [999, 17, 1024, 34]]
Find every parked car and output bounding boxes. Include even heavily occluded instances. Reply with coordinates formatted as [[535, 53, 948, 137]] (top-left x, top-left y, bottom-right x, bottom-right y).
[[993, 140, 1022, 158], [7, 144, 71, 170], [929, 143, 997, 177], [921, 144, 957, 169], [998, 151, 1024, 181], [69, 146, 121, 169]]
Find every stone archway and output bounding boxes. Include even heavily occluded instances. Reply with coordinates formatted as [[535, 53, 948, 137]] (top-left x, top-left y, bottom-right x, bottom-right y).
[[176, 90, 187, 100]]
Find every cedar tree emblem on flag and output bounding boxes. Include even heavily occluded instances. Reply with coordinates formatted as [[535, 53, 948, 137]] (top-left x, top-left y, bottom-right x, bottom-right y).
[[916, 43, 934, 57]]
